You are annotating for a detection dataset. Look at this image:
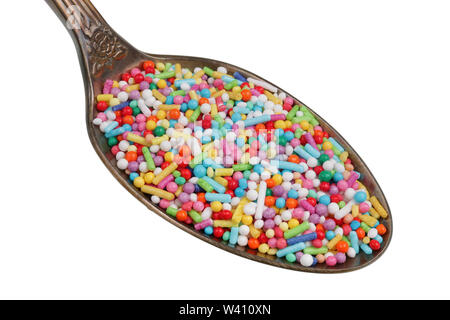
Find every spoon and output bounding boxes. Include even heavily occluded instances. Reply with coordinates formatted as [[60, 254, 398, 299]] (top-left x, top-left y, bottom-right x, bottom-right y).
[[45, 0, 392, 273]]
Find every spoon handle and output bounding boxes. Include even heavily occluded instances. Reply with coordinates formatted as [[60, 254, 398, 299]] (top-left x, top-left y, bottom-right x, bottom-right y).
[[45, 0, 131, 77]]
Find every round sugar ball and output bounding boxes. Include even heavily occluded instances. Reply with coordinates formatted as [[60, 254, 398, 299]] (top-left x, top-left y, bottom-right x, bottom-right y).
[[300, 254, 314, 267], [244, 202, 257, 215], [254, 219, 264, 229], [328, 202, 340, 215], [139, 162, 148, 173], [231, 197, 241, 207], [200, 103, 211, 114], [249, 172, 259, 181], [115, 151, 125, 160], [307, 157, 318, 168], [274, 215, 282, 225], [299, 188, 309, 199], [368, 228, 378, 238], [260, 170, 271, 180], [305, 170, 316, 180], [237, 235, 248, 247], [323, 160, 334, 171], [118, 140, 130, 152], [117, 91, 129, 102], [239, 225, 250, 236], [160, 140, 171, 152], [281, 210, 292, 221], [335, 163, 345, 173], [344, 188, 356, 201], [117, 159, 128, 170], [249, 157, 260, 165], [151, 195, 160, 204], [248, 181, 258, 190], [282, 172, 294, 182], [347, 247, 356, 258], [246, 190, 258, 201]]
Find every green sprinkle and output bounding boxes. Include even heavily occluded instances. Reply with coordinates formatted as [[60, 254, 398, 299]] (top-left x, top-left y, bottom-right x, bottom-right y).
[[198, 178, 214, 193], [190, 106, 201, 122], [203, 66, 214, 77], [303, 246, 328, 255], [166, 207, 177, 217], [284, 221, 310, 239], [189, 210, 203, 223], [142, 147, 156, 171], [158, 70, 175, 79], [222, 231, 230, 242], [232, 164, 253, 171], [286, 253, 296, 263], [286, 105, 300, 121]]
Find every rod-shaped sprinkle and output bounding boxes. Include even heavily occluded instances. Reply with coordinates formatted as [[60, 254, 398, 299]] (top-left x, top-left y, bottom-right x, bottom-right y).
[[286, 232, 317, 246], [142, 147, 155, 171], [152, 162, 178, 185], [284, 221, 310, 239], [141, 185, 174, 200], [205, 193, 232, 203], [255, 181, 267, 220], [370, 196, 389, 219], [276, 242, 306, 258]]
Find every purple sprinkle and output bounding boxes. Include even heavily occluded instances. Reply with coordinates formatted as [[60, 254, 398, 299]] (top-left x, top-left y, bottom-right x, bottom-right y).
[[111, 87, 120, 96], [309, 213, 320, 224], [178, 192, 190, 203], [128, 161, 139, 172], [272, 185, 284, 197], [335, 252, 346, 264], [264, 219, 275, 230], [153, 156, 163, 167], [183, 183, 195, 194], [263, 208, 276, 219], [315, 203, 328, 216], [323, 219, 336, 231], [329, 184, 339, 195]]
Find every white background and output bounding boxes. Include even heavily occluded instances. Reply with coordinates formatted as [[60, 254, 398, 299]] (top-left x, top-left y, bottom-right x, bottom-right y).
[[0, 0, 449, 299]]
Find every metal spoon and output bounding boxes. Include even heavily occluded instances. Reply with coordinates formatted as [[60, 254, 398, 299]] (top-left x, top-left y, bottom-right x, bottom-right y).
[[45, 0, 392, 273]]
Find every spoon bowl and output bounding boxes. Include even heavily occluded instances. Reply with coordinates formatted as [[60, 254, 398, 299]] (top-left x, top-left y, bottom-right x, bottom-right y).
[[46, 0, 392, 273]]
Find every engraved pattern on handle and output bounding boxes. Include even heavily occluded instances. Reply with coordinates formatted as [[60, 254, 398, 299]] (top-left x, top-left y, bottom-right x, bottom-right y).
[[50, 0, 128, 77]]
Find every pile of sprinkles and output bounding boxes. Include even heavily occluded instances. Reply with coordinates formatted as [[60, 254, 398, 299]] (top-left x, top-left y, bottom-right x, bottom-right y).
[[93, 60, 389, 268]]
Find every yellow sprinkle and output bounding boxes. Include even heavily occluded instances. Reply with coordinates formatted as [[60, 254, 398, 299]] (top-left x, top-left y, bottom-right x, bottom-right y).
[[152, 89, 166, 103], [327, 234, 342, 250], [211, 103, 218, 117], [193, 70, 205, 80], [213, 220, 236, 228], [212, 89, 225, 99], [96, 94, 113, 102], [359, 214, 378, 227], [249, 224, 261, 239], [351, 204, 360, 218], [152, 162, 178, 185], [370, 196, 388, 219], [158, 104, 181, 111], [141, 185, 174, 200], [369, 207, 380, 219], [125, 84, 140, 93], [231, 198, 249, 225], [151, 135, 169, 145], [175, 186, 183, 197], [212, 71, 226, 79], [189, 90, 199, 101], [214, 176, 228, 187], [215, 168, 234, 177], [175, 63, 182, 79], [126, 133, 151, 147]]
